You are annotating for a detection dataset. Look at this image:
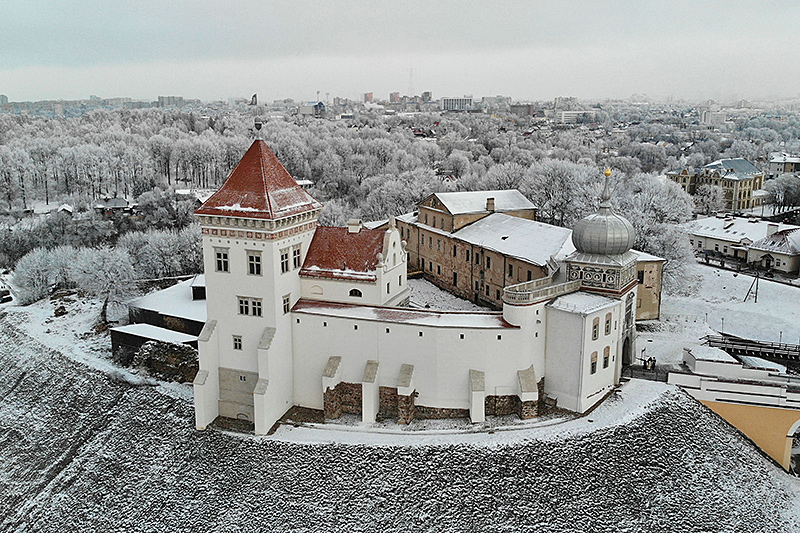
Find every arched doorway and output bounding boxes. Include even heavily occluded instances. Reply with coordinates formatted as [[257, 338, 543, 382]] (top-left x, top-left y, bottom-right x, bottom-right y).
[[622, 337, 632, 366]]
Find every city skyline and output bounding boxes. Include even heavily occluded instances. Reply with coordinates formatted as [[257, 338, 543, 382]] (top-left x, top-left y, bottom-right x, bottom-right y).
[[3, 0, 800, 103]]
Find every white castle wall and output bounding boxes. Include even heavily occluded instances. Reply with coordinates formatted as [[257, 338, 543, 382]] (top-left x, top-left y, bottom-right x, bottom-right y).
[[291, 311, 532, 411]]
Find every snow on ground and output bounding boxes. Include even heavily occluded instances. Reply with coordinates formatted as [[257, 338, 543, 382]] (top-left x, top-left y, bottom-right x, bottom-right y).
[[407, 277, 485, 311], [638, 262, 800, 365]]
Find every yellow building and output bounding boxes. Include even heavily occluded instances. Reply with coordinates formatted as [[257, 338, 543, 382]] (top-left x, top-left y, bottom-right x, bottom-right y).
[[667, 158, 765, 212]]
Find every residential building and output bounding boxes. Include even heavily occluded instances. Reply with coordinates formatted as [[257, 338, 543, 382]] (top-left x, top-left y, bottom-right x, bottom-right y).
[[683, 214, 800, 273], [396, 190, 664, 319], [441, 96, 473, 111], [667, 158, 765, 212], [768, 153, 800, 179]]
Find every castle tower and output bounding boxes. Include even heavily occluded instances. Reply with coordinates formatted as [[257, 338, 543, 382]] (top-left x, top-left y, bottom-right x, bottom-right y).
[[193, 124, 322, 434], [565, 169, 638, 370]]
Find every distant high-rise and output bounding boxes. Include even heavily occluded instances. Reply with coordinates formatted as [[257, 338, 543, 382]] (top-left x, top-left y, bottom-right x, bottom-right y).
[[441, 95, 473, 111], [363, 92, 373, 103], [0, 95, 8, 105], [157, 96, 185, 108], [389, 92, 400, 103], [422, 91, 432, 103]]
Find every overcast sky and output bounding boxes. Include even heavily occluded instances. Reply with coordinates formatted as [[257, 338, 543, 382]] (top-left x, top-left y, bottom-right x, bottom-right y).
[[3, 0, 798, 103]]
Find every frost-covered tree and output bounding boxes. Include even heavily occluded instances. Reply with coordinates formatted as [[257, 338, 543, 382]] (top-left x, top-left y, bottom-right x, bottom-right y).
[[10, 248, 52, 304], [694, 184, 726, 215], [520, 160, 598, 227], [71, 246, 135, 324]]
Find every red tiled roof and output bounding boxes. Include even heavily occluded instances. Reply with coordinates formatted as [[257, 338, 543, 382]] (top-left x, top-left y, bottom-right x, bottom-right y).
[[300, 226, 386, 282], [195, 140, 321, 220]]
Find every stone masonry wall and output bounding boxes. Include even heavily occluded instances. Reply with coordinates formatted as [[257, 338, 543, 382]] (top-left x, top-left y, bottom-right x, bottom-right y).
[[133, 341, 198, 383]]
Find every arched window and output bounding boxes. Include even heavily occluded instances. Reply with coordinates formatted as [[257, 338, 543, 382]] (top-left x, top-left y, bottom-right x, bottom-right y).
[[592, 317, 600, 340], [349, 288, 362, 298], [603, 346, 610, 368]]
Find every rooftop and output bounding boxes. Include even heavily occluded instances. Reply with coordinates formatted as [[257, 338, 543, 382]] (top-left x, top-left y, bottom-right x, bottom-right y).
[[703, 158, 762, 179], [427, 190, 535, 215], [292, 299, 517, 329], [128, 278, 206, 323], [683, 216, 800, 244], [195, 140, 322, 220], [111, 323, 197, 345], [300, 226, 388, 282], [546, 291, 618, 315]]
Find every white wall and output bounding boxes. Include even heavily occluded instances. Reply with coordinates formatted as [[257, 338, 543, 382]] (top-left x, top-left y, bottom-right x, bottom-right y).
[[291, 311, 534, 411]]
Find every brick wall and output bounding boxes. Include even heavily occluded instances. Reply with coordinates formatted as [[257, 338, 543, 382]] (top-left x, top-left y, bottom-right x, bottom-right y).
[[379, 386, 398, 419], [132, 340, 198, 383], [398, 392, 417, 424]]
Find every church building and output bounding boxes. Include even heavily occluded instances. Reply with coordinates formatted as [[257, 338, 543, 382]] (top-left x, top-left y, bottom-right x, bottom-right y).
[[193, 132, 642, 435]]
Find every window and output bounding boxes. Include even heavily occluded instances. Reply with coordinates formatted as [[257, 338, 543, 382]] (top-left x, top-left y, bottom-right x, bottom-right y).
[[280, 248, 289, 273], [485, 285, 490, 296], [429, 236, 433, 248], [354, 324, 358, 330], [496, 289, 501, 299], [637, 271, 644, 284], [527, 270, 532, 281], [466, 250, 471, 262], [453, 272, 458, 286], [419, 331, 423, 337], [215, 247, 229, 272], [247, 251, 262, 276], [432, 216, 436, 227], [592, 317, 600, 340], [497, 335, 502, 340], [238, 297, 249, 315], [437, 265, 441, 275], [386, 328, 390, 334], [475, 253, 480, 265], [399, 275, 403, 286], [591, 352, 598, 374], [475, 281, 479, 290], [486, 256, 491, 269], [605, 313, 612, 335], [424, 213, 428, 224], [282, 294, 291, 314], [453, 245, 457, 257], [292, 245, 301, 269], [437, 239, 441, 251], [460, 333, 465, 340], [233, 335, 242, 350], [238, 297, 262, 317], [349, 288, 362, 298], [508, 264, 513, 277], [603, 346, 610, 369], [239, 375, 247, 382], [386, 282, 390, 294]]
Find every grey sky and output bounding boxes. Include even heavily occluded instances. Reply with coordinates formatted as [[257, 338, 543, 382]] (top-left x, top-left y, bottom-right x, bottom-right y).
[[3, 0, 798, 103]]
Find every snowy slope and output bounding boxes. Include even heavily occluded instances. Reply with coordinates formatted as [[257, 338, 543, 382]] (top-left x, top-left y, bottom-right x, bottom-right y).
[[1, 302, 800, 531]]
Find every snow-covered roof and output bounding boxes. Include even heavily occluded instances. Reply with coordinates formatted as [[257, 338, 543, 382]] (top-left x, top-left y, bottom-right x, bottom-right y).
[[703, 158, 762, 179], [738, 355, 787, 373], [112, 323, 197, 344], [190, 274, 205, 289], [546, 291, 617, 315], [428, 190, 535, 215], [749, 227, 800, 256], [683, 216, 800, 244], [633, 249, 665, 262], [300, 227, 386, 282], [128, 279, 207, 323], [196, 140, 322, 220], [769, 154, 800, 164], [452, 213, 573, 267], [688, 345, 738, 363], [293, 299, 517, 329]]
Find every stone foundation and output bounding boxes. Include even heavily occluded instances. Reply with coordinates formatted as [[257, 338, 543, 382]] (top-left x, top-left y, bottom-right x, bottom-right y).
[[379, 386, 399, 419], [133, 340, 198, 383], [398, 392, 417, 424], [323, 382, 362, 419], [414, 405, 470, 420]]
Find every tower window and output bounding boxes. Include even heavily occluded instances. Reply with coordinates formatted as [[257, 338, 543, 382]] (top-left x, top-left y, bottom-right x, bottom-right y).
[[247, 251, 262, 276], [233, 335, 242, 350], [292, 244, 302, 269], [282, 294, 291, 314], [215, 247, 229, 273], [591, 351, 598, 374], [280, 248, 290, 273]]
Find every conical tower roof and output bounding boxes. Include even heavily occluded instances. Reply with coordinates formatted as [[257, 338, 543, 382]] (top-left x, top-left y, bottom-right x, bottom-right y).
[[195, 140, 321, 220]]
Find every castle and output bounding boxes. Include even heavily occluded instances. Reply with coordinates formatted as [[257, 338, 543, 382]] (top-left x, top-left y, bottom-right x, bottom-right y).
[[193, 135, 642, 434]]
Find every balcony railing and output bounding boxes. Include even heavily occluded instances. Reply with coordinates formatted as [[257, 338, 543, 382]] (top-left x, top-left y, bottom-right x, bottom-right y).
[[502, 279, 581, 305]]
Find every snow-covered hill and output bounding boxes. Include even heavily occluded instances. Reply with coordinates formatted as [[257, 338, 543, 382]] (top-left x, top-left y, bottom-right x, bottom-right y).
[[1, 300, 799, 531]]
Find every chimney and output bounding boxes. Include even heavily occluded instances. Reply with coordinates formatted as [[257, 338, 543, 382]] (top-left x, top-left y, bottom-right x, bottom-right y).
[[767, 223, 779, 236], [347, 219, 363, 234], [486, 197, 495, 212]]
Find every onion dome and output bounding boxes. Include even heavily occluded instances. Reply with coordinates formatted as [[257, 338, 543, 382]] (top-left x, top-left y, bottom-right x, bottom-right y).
[[571, 169, 635, 256]]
